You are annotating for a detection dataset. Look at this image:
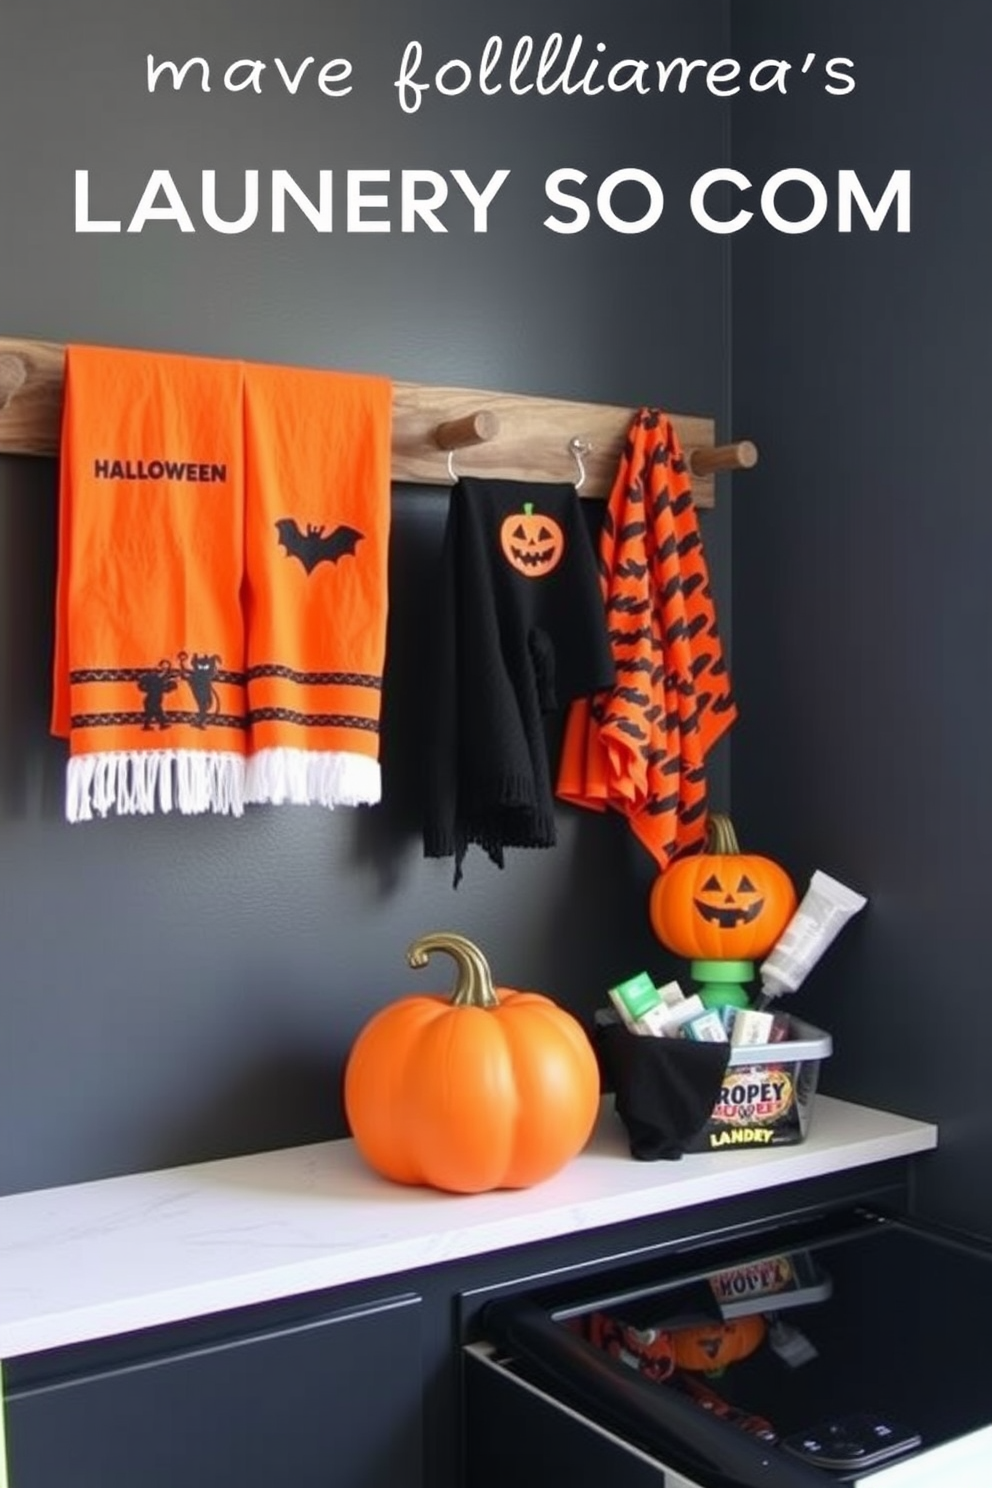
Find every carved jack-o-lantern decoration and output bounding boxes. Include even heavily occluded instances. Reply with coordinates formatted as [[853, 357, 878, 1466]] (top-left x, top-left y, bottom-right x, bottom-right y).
[[671, 1315, 767, 1376], [649, 815, 797, 962], [499, 501, 565, 578]]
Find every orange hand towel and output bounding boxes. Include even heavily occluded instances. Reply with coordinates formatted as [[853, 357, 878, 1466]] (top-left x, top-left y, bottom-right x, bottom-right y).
[[242, 362, 392, 806], [556, 408, 737, 869], [51, 345, 247, 821]]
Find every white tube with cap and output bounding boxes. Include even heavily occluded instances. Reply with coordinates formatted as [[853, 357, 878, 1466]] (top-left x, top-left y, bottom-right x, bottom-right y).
[[759, 869, 867, 1001]]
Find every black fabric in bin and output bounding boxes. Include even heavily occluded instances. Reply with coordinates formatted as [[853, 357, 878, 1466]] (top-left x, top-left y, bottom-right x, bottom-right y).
[[595, 1022, 730, 1162]]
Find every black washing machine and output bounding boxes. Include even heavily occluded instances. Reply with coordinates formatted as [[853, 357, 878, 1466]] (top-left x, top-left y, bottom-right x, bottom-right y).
[[465, 1206, 992, 1487]]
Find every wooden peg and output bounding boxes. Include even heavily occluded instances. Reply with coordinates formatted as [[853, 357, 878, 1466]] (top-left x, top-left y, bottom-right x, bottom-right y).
[[688, 440, 759, 478], [433, 409, 499, 451]]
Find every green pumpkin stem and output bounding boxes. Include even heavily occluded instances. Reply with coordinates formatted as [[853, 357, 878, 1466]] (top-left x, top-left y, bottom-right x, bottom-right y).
[[406, 932, 499, 1008], [706, 814, 741, 854], [523, 501, 534, 516]]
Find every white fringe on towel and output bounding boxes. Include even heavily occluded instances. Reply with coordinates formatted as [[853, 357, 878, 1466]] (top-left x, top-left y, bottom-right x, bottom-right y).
[[244, 748, 381, 808], [66, 750, 246, 822]]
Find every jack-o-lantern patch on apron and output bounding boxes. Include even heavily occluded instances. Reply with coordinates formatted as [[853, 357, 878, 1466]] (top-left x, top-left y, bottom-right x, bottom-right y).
[[423, 477, 615, 884], [499, 501, 565, 577]]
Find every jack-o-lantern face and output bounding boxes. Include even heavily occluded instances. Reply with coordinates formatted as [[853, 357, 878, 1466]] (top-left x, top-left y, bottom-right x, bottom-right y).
[[671, 1316, 767, 1376], [694, 871, 764, 929], [500, 502, 565, 578], [649, 815, 798, 962]]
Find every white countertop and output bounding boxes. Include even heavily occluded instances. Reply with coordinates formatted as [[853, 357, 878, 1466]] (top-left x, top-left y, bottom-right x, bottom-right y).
[[0, 1096, 936, 1360]]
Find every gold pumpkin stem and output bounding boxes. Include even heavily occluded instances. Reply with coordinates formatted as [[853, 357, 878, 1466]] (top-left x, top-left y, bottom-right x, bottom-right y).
[[406, 932, 499, 1009], [706, 813, 741, 854]]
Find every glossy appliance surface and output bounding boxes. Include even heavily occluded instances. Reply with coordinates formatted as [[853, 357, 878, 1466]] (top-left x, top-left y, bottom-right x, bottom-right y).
[[477, 1207, 992, 1487]]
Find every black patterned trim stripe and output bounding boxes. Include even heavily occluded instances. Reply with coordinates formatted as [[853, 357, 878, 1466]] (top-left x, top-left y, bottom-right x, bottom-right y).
[[71, 710, 379, 734], [69, 666, 244, 687], [71, 710, 248, 731], [69, 666, 382, 691], [247, 708, 379, 732], [245, 665, 381, 690]]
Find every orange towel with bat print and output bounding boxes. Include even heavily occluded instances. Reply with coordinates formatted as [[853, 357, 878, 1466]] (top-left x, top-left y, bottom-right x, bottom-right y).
[[242, 361, 392, 807], [51, 344, 247, 821], [51, 346, 392, 820], [556, 408, 736, 870]]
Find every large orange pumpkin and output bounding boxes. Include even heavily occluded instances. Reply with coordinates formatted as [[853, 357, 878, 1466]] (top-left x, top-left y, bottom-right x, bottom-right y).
[[649, 815, 797, 962], [343, 932, 600, 1194]]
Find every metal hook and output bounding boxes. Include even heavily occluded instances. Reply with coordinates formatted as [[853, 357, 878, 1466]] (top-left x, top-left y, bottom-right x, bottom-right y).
[[569, 437, 591, 492], [436, 410, 498, 485]]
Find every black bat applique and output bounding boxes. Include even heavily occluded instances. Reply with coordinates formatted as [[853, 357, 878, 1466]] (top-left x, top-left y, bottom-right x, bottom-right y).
[[275, 518, 364, 575]]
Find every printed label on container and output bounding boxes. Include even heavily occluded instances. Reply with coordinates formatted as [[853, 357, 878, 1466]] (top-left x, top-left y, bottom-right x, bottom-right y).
[[710, 1255, 795, 1306], [708, 1126, 779, 1147], [712, 1066, 794, 1125]]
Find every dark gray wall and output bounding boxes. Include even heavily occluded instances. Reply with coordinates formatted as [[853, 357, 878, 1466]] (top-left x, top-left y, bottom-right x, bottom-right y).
[[731, 2, 992, 1236], [0, 0, 732, 1193]]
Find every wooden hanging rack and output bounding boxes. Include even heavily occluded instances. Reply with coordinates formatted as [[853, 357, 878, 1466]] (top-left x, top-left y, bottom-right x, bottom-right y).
[[0, 337, 757, 507]]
